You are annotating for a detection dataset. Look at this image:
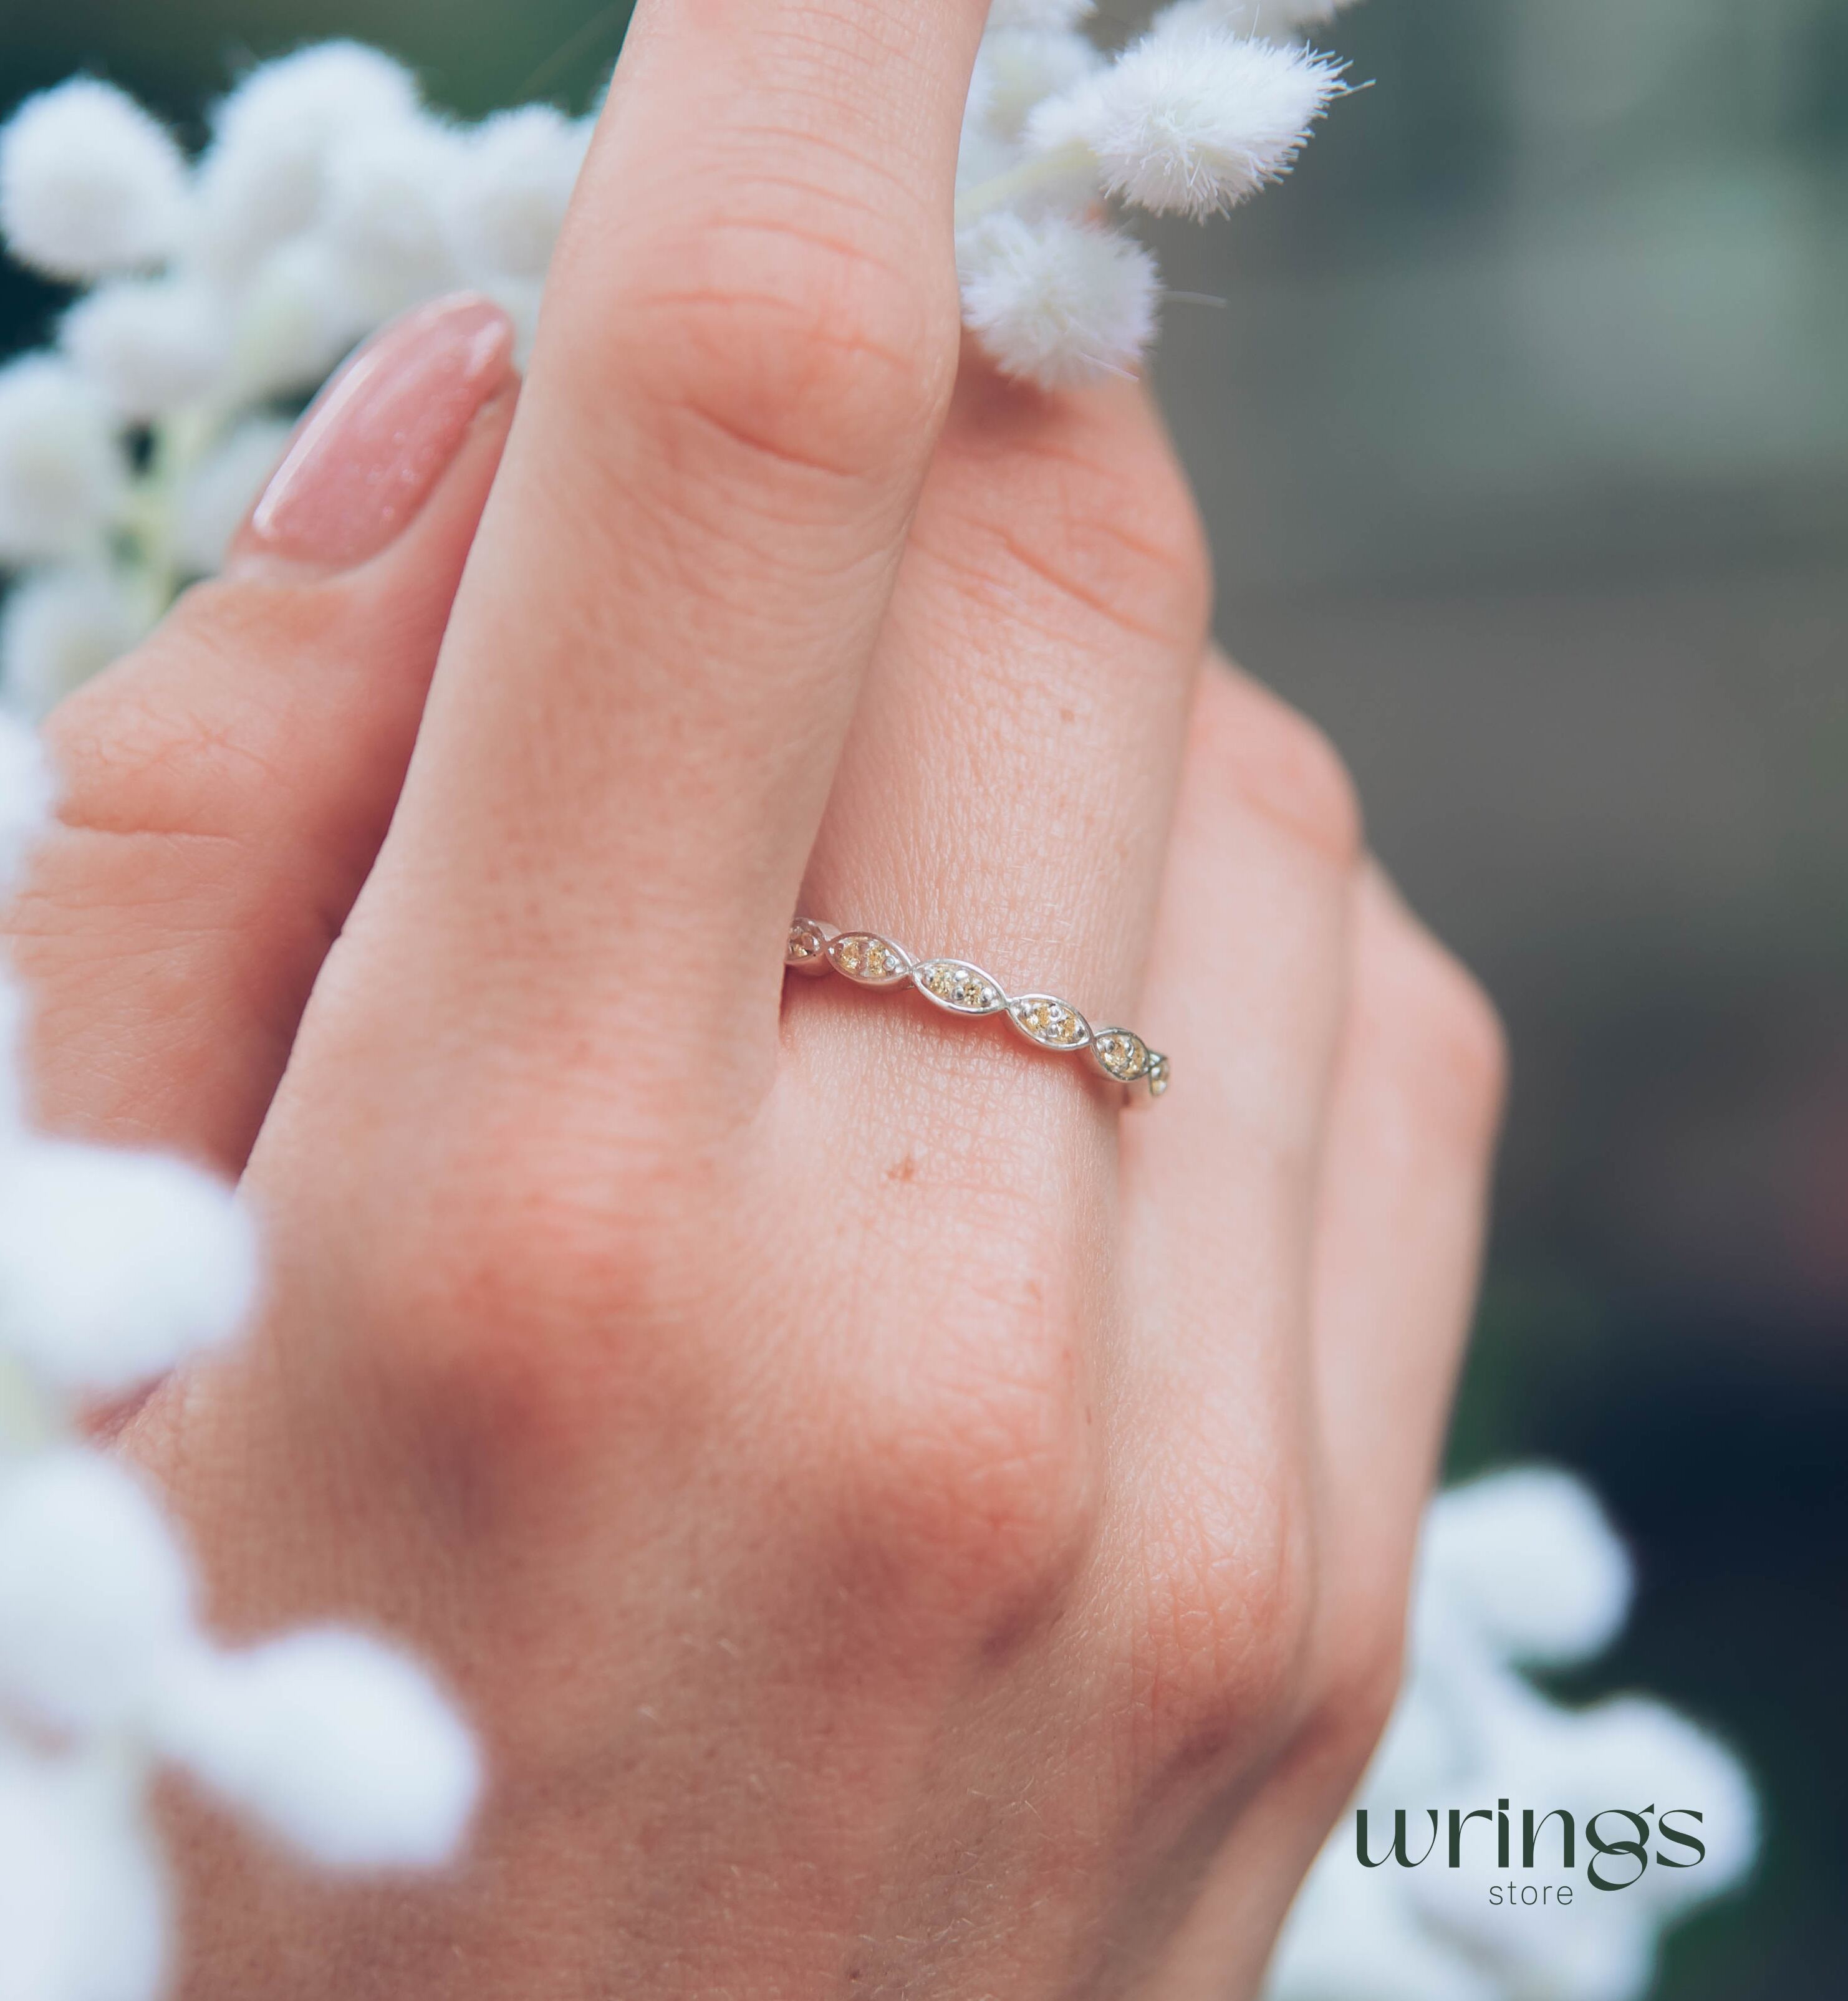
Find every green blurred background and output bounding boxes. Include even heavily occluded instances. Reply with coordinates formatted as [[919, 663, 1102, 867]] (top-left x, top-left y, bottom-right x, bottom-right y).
[[4, 1, 1845, 1993]]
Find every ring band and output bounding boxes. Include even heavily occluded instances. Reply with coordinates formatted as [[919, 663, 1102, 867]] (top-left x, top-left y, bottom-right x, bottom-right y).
[[785, 919, 1170, 1103]]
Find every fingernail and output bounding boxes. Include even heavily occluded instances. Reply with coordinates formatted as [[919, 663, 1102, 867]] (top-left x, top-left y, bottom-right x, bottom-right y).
[[238, 294, 515, 569]]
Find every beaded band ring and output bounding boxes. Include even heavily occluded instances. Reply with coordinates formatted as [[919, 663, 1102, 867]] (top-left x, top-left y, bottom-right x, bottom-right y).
[[785, 919, 1170, 1103]]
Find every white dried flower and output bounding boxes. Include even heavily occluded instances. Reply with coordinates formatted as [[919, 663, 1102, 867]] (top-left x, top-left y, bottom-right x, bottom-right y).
[[956, 108, 1020, 201], [0, 1746, 168, 2001], [0, 19, 1359, 688], [0, 1451, 195, 1731], [191, 41, 422, 280], [453, 106, 590, 281], [228, 237, 370, 399], [0, 976, 27, 1142], [150, 1629, 483, 1870], [1387, 1681, 1756, 2001], [59, 279, 231, 423], [0, 711, 55, 892], [0, 1140, 259, 1395], [1031, 25, 1345, 216], [0, 692, 479, 1994], [970, 29, 1104, 146], [1418, 1465, 1634, 1668], [0, 80, 189, 282], [1265, 1469, 1758, 2001], [0, 563, 151, 719], [959, 211, 1160, 388], [173, 416, 292, 573], [0, 24, 1364, 681], [1550, 1697, 1760, 1904], [986, 0, 1096, 26], [0, 357, 126, 564], [320, 120, 469, 320], [1163, 0, 1357, 36]]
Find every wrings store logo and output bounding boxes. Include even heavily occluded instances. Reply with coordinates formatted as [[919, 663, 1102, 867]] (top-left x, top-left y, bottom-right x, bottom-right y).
[[1357, 1800, 1709, 1905]]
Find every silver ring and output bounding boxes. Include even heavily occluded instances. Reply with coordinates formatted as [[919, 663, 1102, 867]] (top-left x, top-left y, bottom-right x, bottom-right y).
[[785, 919, 1170, 1103]]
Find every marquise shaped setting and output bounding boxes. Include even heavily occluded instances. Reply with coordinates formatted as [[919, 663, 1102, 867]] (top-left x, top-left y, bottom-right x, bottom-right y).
[[786, 914, 1167, 1103], [827, 933, 913, 986], [785, 918, 832, 971], [913, 959, 1006, 1016], [1008, 994, 1091, 1051], [1091, 1028, 1151, 1083]]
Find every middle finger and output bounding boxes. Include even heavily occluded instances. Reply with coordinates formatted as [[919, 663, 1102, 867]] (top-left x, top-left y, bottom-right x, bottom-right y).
[[351, 0, 989, 1105]]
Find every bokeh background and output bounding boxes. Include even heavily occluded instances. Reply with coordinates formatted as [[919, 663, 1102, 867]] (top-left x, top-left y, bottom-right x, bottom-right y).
[[4, 1, 1844, 1993]]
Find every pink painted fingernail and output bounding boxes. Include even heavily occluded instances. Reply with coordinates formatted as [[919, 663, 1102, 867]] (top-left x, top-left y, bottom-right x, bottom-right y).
[[238, 294, 515, 569]]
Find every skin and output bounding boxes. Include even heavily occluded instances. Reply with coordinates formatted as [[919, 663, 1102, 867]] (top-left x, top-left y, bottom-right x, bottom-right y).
[[2, 2, 1506, 1995]]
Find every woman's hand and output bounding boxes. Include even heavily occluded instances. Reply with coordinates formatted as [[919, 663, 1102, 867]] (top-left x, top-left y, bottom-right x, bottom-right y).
[[3, 2, 1504, 1994]]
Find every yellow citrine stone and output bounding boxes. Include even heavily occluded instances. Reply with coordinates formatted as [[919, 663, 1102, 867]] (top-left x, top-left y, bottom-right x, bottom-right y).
[[1008, 994, 1090, 1050], [1092, 1029, 1150, 1082], [914, 960, 1004, 1014], [828, 933, 912, 986], [785, 919, 829, 967]]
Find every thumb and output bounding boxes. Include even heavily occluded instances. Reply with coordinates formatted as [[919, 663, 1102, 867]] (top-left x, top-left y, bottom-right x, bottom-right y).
[[3, 294, 517, 1173]]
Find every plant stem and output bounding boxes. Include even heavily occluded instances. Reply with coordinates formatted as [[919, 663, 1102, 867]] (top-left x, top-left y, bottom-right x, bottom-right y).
[[119, 407, 217, 624], [954, 141, 1095, 228]]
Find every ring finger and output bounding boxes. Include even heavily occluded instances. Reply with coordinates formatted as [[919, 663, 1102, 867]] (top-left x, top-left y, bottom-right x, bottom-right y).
[[792, 360, 1211, 1131]]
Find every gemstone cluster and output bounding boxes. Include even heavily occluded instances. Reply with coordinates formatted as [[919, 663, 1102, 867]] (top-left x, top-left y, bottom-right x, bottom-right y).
[[785, 919, 830, 971], [915, 959, 1005, 1015], [1009, 995, 1090, 1050], [784, 918, 1168, 1102], [827, 933, 913, 987], [1092, 1030, 1150, 1084]]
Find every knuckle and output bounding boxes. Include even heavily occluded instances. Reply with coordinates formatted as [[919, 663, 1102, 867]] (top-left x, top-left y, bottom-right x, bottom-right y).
[[604, 208, 958, 491], [1137, 1473, 1318, 1774], [816, 1271, 1097, 1638], [1378, 905, 1510, 1149], [357, 1109, 726, 1477], [1427, 954, 1509, 1139], [1198, 669, 1364, 871], [49, 653, 239, 842], [44, 580, 345, 840], [934, 405, 1212, 661], [1252, 705, 1363, 870], [1297, 1596, 1410, 1797]]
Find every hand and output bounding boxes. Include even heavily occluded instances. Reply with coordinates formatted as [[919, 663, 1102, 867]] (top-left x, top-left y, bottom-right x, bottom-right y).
[[3, 2, 1504, 1994]]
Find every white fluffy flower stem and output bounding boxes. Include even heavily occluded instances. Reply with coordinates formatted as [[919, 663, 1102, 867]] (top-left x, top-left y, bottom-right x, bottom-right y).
[[1, 27, 1355, 690], [116, 409, 219, 629], [954, 139, 1096, 227]]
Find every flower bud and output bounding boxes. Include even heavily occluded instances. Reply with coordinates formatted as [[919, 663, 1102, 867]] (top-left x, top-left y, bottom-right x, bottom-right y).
[[0, 79, 189, 280]]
